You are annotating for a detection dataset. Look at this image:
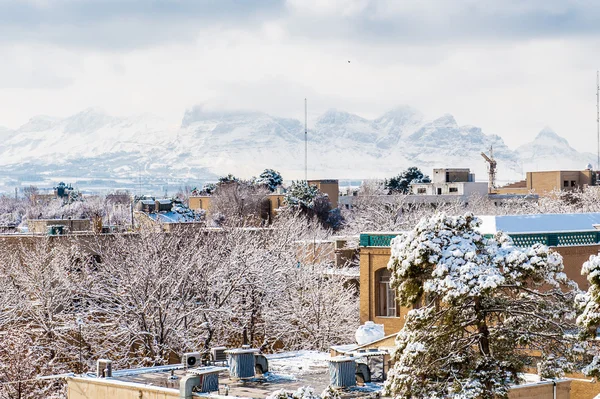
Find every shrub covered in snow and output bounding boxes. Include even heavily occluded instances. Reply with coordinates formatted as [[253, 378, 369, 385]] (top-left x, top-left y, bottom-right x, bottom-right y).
[[576, 254, 600, 377], [385, 212, 578, 399], [265, 386, 339, 399], [257, 169, 283, 192]]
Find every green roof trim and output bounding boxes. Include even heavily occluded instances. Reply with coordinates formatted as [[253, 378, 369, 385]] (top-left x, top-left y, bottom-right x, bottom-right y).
[[360, 231, 600, 248]]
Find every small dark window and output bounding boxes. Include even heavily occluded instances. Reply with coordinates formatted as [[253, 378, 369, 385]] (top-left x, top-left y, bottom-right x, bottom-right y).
[[449, 187, 458, 193], [437, 188, 442, 195], [417, 188, 426, 194], [563, 180, 569, 187], [571, 180, 576, 187]]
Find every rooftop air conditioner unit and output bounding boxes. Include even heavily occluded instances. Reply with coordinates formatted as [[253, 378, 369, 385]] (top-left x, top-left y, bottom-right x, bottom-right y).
[[182, 352, 201, 369], [96, 359, 112, 378], [211, 347, 227, 364]]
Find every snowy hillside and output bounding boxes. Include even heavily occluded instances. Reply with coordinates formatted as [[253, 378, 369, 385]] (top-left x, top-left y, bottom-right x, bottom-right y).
[[0, 106, 593, 193], [516, 127, 596, 172]]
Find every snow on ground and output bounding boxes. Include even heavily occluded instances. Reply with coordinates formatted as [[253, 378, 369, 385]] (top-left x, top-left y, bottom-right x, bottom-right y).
[[266, 351, 331, 377], [265, 351, 384, 395]]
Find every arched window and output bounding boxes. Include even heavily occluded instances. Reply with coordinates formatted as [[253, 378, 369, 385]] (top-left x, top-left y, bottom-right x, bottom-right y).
[[376, 269, 398, 317]]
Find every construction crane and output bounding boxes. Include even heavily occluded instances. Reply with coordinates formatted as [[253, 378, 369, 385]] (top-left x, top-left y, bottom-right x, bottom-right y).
[[481, 146, 497, 194]]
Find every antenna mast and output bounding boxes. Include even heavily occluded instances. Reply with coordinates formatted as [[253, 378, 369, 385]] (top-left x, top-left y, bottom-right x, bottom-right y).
[[597, 70, 599, 170], [304, 98, 308, 181]]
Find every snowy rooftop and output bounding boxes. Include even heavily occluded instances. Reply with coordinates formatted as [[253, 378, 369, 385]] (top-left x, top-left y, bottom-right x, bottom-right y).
[[147, 212, 199, 224], [479, 213, 600, 235], [361, 213, 600, 248], [89, 351, 383, 398]]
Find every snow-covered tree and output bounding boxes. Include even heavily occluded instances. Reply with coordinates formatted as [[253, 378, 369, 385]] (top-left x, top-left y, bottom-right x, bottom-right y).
[[385, 213, 578, 399], [385, 167, 430, 194], [218, 174, 239, 184], [284, 181, 342, 230], [576, 254, 600, 377], [285, 181, 320, 209], [209, 180, 269, 226], [256, 169, 283, 192]]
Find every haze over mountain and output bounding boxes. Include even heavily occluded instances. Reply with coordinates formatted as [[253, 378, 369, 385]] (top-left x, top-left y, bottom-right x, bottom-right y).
[[0, 106, 594, 194]]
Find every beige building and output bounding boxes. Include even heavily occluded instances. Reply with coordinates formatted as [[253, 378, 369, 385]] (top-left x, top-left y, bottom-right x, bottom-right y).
[[496, 169, 595, 195], [359, 213, 600, 334], [357, 213, 600, 398], [307, 179, 339, 208], [188, 195, 211, 212], [411, 168, 488, 197], [27, 218, 91, 234], [189, 180, 338, 223]]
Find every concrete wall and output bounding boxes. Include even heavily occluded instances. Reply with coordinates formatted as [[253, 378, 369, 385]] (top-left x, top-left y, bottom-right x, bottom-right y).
[[507, 380, 570, 399], [67, 377, 180, 399], [433, 168, 471, 183], [28, 219, 91, 234], [411, 182, 488, 196], [566, 375, 600, 399], [462, 182, 490, 197], [188, 196, 211, 212]]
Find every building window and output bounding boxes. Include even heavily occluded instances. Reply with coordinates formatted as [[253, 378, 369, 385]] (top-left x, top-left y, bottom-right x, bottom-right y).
[[437, 188, 442, 195], [417, 188, 426, 194], [571, 180, 576, 187], [563, 180, 569, 187], [449, 187, 458, 193], [376, 269, 398, 317]]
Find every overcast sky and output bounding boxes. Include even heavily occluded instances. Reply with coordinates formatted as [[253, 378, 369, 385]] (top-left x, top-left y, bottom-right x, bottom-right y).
[[2, 0, 600, 151]]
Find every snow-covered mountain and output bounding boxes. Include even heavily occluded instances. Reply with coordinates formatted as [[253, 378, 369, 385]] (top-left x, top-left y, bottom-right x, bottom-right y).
[[0, 106, 592, 193], [516, 127, 595, 172]]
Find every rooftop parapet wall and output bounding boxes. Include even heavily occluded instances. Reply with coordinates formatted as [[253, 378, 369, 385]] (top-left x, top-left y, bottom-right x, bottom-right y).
[[361, 231, 600, 248]]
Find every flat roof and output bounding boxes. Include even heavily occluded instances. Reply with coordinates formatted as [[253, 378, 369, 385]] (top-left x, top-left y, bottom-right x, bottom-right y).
[[81, 351, 382, 398], [479, 213, 600, 235]]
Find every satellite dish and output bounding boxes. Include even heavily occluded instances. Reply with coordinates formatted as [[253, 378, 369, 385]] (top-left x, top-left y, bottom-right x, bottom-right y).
[[586, 163, 593, 170]]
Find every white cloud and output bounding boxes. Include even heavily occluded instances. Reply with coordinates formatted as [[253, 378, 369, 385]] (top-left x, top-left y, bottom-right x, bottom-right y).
[[0, 0, 599, 155]]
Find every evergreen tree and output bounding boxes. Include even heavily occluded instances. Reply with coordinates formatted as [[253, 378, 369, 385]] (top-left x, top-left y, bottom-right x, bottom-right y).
[[386, 166, 430, 194], [257, 169, 283, 192], [385, 213, 577, 399], [284, 181, 343, 230], [284, 181, 320, 209], [576, 255, 600, 377]]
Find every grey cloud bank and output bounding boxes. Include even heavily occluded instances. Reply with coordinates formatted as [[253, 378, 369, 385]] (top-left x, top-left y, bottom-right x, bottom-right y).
[[1, 0, 600, 152]]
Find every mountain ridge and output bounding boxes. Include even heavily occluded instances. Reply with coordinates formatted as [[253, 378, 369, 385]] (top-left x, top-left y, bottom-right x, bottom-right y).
[[0, 106, 593, 192]]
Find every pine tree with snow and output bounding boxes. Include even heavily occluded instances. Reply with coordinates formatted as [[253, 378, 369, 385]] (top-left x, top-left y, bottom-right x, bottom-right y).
[[257, 169, 283, 192], [576, 254, 600, 377], [385, 213, 578, 399], [385, 167, 430, 194], [284, 181, 320, 209]]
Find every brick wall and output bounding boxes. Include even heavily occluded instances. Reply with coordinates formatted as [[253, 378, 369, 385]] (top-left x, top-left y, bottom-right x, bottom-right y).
[[359, 247, 404, 335], [553, 244, 600, 290], [507, 380, 570, 399]]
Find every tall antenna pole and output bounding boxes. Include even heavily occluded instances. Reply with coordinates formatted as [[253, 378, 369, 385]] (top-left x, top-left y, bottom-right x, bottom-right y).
[[597, 70, 599, 170], [304, 98, 308, 181]]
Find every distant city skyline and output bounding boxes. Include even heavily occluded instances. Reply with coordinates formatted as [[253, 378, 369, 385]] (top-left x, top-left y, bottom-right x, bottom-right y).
[[2, 0, 600, 152]]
